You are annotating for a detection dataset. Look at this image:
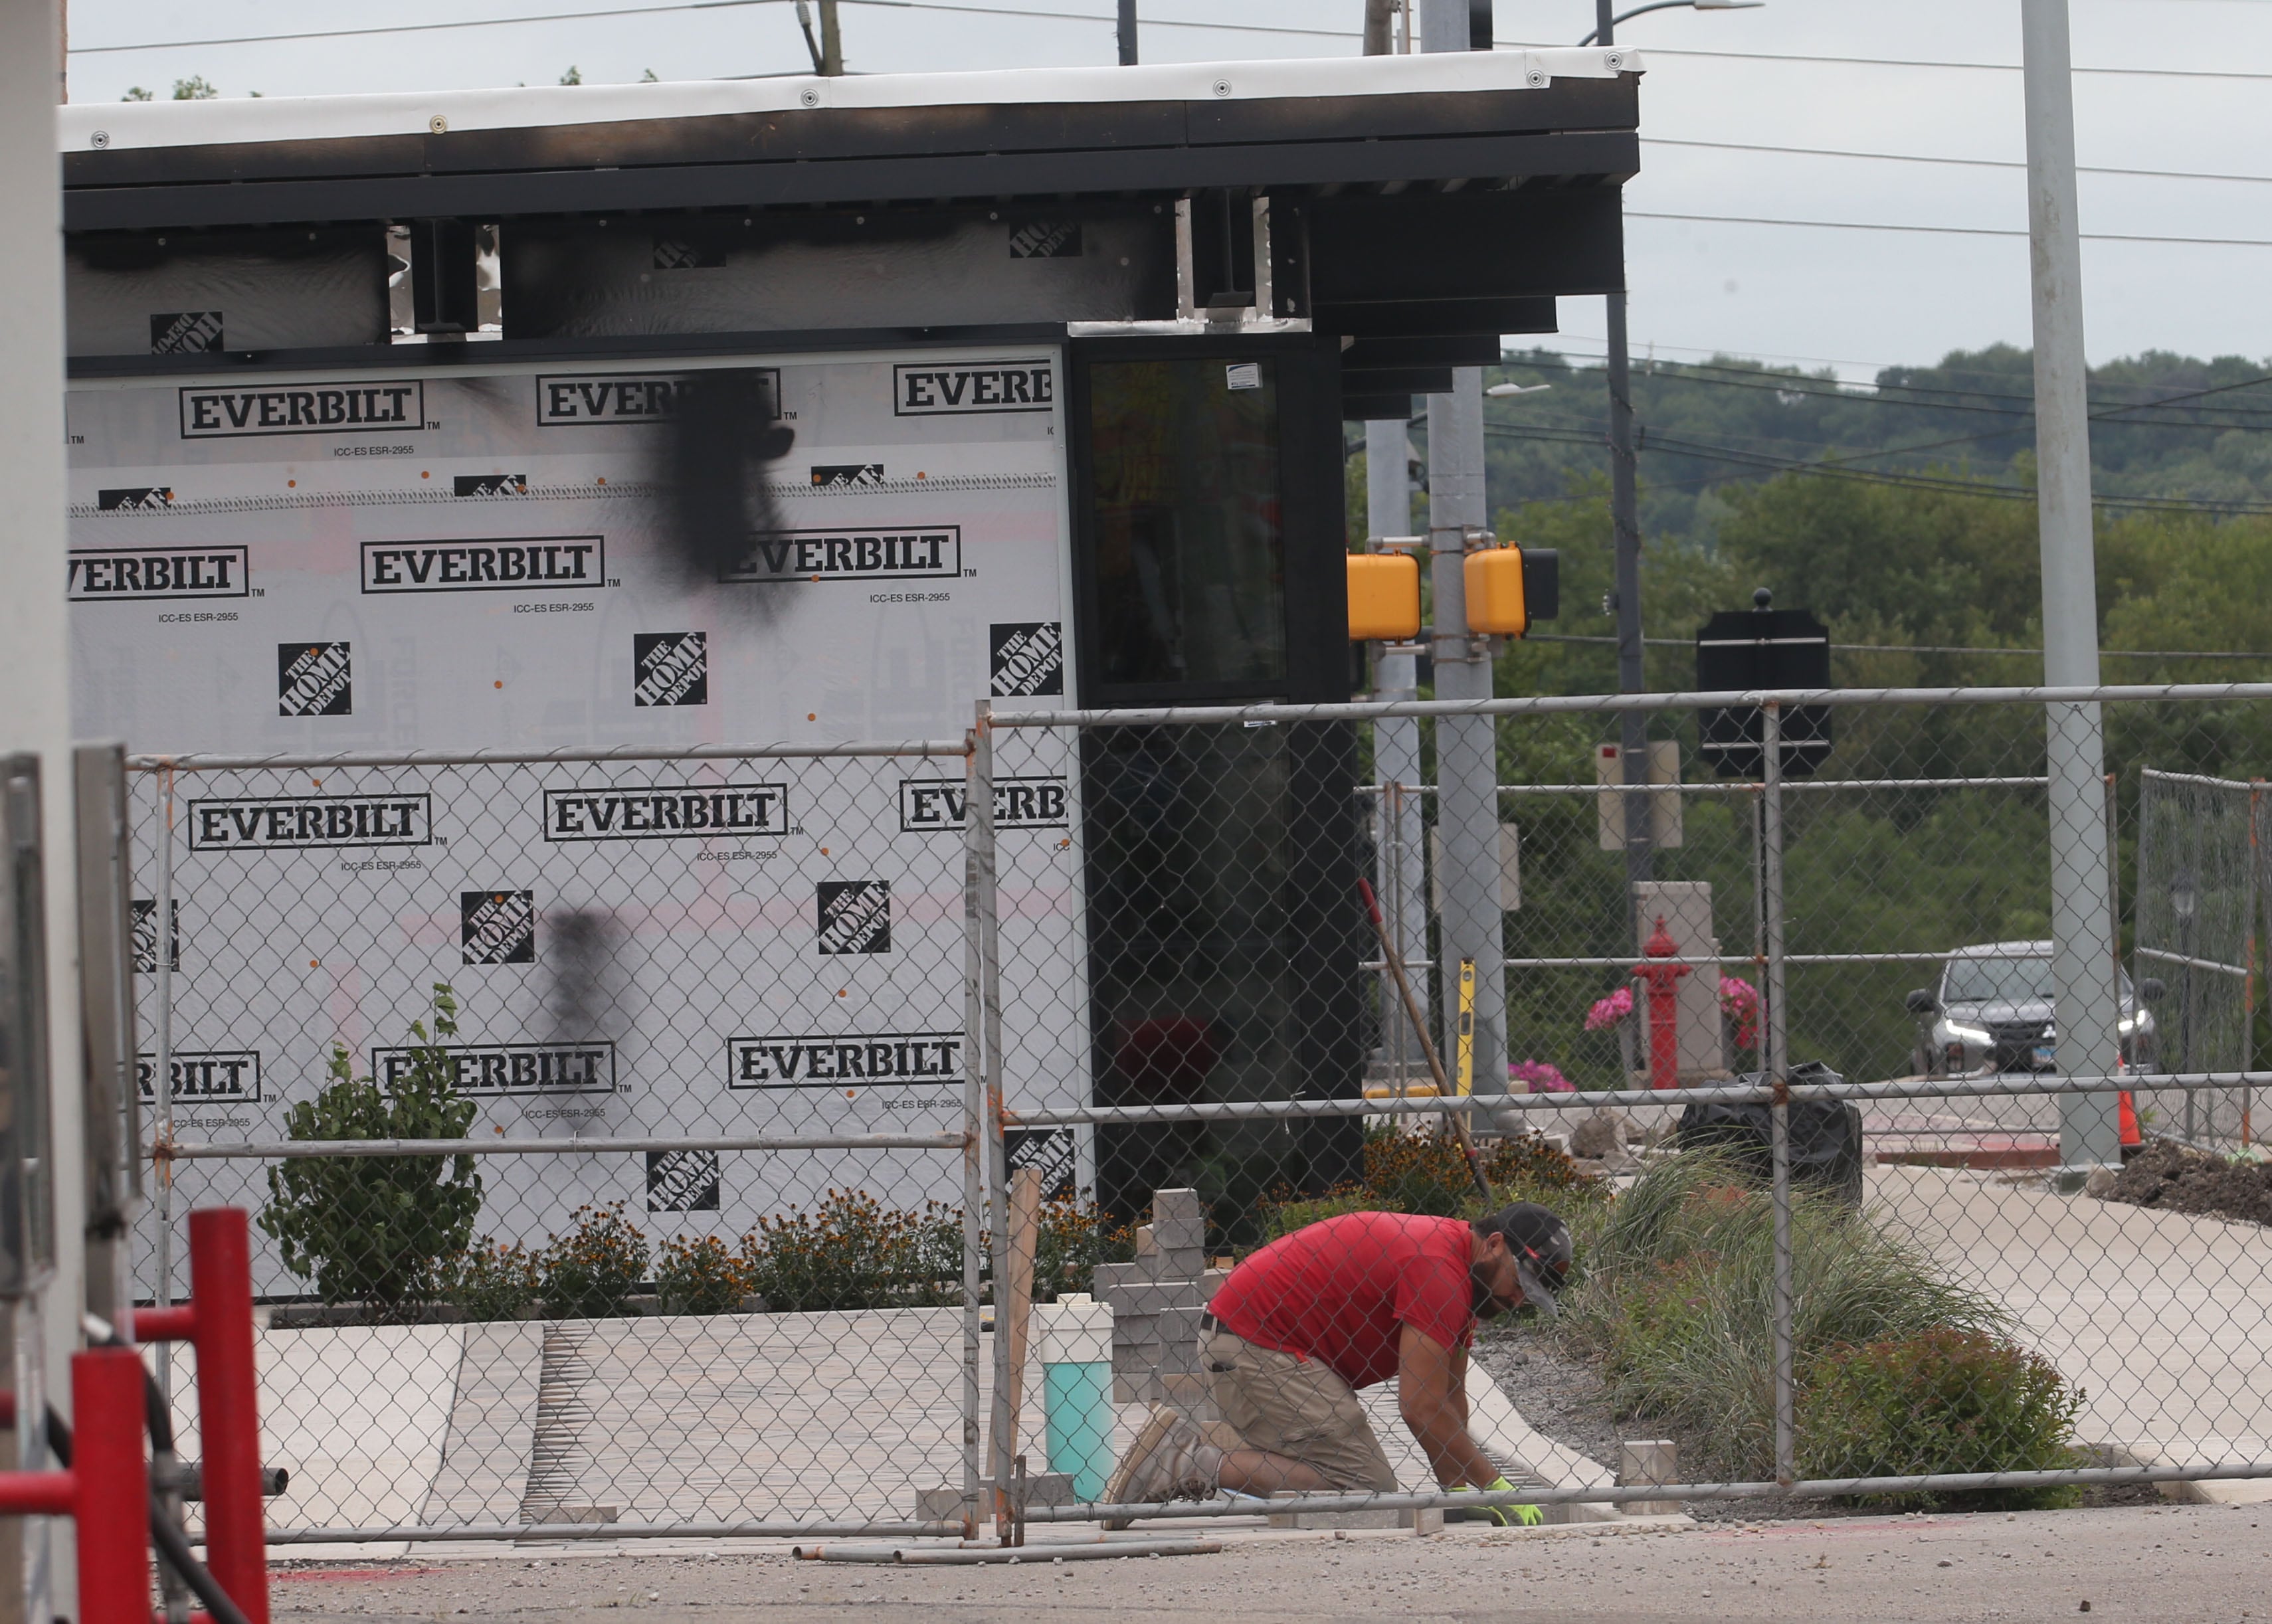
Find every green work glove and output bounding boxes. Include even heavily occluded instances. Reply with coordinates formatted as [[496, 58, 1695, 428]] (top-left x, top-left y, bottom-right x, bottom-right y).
[[1481, 1478, 1544, 1526]]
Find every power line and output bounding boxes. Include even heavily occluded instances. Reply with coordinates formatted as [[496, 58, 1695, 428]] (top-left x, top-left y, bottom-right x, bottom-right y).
[[1642, 137, 2272, 188], [1587, 43, 2272, 82], [1628, 209, 2272, 249]]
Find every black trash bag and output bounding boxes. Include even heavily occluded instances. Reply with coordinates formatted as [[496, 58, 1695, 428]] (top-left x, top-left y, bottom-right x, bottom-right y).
[[1675, 1061, 1864, 1206]]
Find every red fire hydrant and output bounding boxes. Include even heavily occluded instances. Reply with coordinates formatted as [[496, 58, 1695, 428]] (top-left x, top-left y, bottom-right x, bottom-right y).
[[1635, 916, 1691, 1091]]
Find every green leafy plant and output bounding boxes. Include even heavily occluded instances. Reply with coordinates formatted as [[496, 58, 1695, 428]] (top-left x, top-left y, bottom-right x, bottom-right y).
[[1032, 1192, 1135, 1302], [447, 1239, 539, 1322], [1556, 1150, 2012, 1479], [743, 1190, 963, 1312], [655, 1234, 754, 1316], [1797, 1328, 2082, 1510], [539, 1202, 652, 1318], [258, 984, 482, 1318], [1258, 1125, 1609, 1241]]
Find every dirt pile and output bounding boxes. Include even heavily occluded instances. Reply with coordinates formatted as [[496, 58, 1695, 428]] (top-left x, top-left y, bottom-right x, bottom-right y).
[[2104, 1140, 2272, 1227]]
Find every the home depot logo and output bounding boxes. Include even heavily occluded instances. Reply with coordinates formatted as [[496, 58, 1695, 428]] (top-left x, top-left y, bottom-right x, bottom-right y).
[[541, 784, 788, 842], [361, 538, 603, 593], [725, 1032, 961, 1089], [1004, 1127, 1078, 1199], [179, 381, 423, 438], [454, 474, 527, 497], [810, 463, 885, 490], [816, 880, 890, 955], [136, 1051, 260, 1103], [1007, 220, 1082, 259], [989, 622, 1063, 697], [462, 891, 537, 965], [646, 1149, 721, 1212], [150, 312, 224, 354], [719, 527, 958, 585], [535, 371, 781, 424], [67, 547, 248, 602], [131, 899, 181, 974], [279, 642, 352, 717], [97, 488, 173, 511], [371, 1041, 615, 1096], [632, 632, 708, 707], [189, 794, 430, 851], [892, 362, 1054, 416], [897, 776, 1069, 832]]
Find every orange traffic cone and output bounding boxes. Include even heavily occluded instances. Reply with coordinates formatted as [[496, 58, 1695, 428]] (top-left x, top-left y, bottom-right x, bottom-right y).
[[2118, 1090, 2140, 1149]]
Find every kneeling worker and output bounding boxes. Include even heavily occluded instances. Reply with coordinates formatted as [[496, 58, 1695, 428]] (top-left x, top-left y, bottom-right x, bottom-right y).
[[1103, 1202, 1572, 1524]]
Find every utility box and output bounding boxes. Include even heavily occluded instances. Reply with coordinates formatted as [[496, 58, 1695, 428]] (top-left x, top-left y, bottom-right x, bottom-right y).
[[1594, 740, 1683, 851], [1632, 881, 1725, 1083]]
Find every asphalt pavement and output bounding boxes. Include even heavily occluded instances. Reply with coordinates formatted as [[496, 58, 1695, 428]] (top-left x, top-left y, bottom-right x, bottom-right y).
[[272, 1502, 2269, 1623]]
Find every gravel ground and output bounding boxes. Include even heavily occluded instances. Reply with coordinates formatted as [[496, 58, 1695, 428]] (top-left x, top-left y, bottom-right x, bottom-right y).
[[1470, 1323, 2163, 1522]]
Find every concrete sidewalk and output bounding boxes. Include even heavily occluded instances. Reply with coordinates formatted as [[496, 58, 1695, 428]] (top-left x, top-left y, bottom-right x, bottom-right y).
[[269, 1501, 2271, 1623], [1867, 1164, 2272, 1499]]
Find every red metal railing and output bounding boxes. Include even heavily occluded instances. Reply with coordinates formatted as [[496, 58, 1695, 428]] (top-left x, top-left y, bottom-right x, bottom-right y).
[[0, 1206, 271, 1624], [134, 1208, 271, 1624]]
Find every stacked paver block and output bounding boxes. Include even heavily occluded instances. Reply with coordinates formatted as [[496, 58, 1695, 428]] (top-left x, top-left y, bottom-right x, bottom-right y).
[[1091, 1188, 1220, 1407]]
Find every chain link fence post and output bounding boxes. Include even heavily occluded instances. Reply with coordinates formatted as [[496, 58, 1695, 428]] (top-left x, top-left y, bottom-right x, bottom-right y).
[[959, 713, 991, 1542], [1762, 700, 1797, 1489], [974, 701, 1016, 1538]]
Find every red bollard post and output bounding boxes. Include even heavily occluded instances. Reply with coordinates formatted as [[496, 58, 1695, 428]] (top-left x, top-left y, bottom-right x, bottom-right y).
[[1635, 916, 1691, 1091], [72, 1346, 153, 1624], [189, 1207, 270, 1624]]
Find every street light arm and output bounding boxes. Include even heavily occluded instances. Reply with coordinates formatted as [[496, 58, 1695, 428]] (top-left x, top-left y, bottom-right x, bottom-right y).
[[1578, 0, 1763, 46], [1577, 0, 1696, 46]]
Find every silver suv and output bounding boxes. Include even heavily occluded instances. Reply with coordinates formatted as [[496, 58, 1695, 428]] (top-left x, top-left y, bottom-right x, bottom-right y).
[[1905, 941, 2162, 1079]]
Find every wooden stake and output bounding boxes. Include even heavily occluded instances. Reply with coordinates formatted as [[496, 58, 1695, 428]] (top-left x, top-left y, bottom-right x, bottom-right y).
[[1359, 878, 1495, 1206], [992, 1165, 1044, 1540]]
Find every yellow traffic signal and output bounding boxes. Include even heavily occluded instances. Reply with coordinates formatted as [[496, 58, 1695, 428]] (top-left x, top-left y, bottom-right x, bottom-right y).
[[1465, 544, 1559, 638]]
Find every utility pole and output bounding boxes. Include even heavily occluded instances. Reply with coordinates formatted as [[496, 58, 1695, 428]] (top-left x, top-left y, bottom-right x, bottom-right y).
[[1363, 3, 1425, 1082], [1418, 0, 1507, 1108], [1118, 0, 1138, 65], [2022, 0, 2123, 1168], [3, 0, 87, 1612], [1363, 0, 1394, 55], [1596, 0, 1653, 919], [818, 0, 844, 75]]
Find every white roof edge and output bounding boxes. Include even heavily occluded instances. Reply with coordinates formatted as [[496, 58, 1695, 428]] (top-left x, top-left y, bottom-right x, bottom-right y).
[[57, 48, 1640, 155]]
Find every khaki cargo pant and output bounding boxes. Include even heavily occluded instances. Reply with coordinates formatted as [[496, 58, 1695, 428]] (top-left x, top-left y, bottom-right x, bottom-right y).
[[1202, 1326, 1398, 1492]]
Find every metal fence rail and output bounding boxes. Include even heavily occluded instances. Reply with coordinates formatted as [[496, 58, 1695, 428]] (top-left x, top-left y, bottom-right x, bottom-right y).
[[128, 684, 2272, 1545]]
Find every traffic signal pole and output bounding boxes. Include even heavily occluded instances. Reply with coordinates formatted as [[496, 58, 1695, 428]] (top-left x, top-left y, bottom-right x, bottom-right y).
[[1418, 0, 1507, 1109], [2022, 0, 2123, 1168]]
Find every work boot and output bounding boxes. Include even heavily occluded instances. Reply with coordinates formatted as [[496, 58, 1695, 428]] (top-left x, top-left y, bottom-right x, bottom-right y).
[[1100, 1405, 1222, 1528]]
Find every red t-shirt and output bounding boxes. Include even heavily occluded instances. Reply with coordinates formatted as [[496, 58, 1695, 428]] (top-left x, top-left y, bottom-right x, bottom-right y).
[[1207, 1212, 1475, 1390]]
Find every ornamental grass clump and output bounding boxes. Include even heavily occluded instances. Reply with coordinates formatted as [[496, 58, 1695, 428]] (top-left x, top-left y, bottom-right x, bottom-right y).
[[539, 1201, 651, 1318], [1557, 1150, 2057, 1483]]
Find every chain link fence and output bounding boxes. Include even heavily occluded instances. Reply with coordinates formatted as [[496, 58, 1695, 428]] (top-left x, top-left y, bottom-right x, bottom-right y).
[[130, 685, 2272, 1542]]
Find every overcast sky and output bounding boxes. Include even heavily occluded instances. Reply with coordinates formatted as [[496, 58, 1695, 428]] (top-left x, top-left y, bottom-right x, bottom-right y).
[[59, 0, 2272, 381]]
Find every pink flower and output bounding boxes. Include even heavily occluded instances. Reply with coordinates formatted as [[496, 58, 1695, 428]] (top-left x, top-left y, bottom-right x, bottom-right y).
[[1509, 1059, 1576, 1094], [1584, 986, 1634, 1032], [1720, 975, 1760, 1050]]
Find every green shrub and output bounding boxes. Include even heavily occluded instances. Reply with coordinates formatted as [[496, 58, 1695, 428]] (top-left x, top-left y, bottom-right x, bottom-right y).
[[743, 1190, 962, 1312], [1257, 1125, 1610, 1242], [258, 984, 482, 1318], [1557, 1150, 2010, 1479], [539, 1202, 651, 1318], [1796, 1328, 2083, 1510], [656, 1234, 754, 1315], [447, 1239, 539, 1321]]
